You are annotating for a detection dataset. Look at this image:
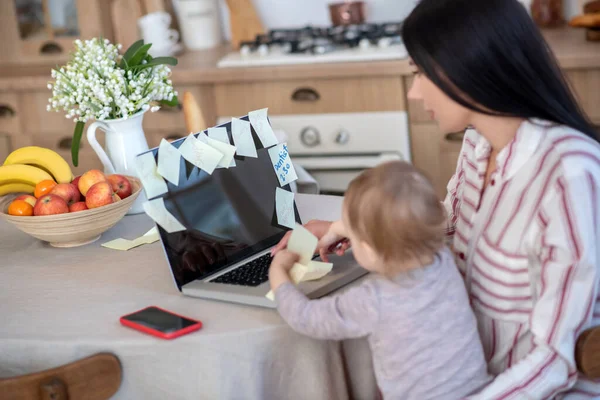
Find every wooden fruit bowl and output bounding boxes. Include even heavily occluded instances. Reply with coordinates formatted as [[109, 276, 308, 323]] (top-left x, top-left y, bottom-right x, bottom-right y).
[[0, 176, 142, 248]]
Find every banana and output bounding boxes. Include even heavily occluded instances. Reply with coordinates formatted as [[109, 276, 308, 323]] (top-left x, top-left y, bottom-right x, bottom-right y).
[[0, 183, 35, 196], [3, 146, 73, 184], [0, 164, 54, 187]]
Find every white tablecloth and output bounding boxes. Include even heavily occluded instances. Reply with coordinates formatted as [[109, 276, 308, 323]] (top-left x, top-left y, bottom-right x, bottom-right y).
[[0, 194, 376, 400]]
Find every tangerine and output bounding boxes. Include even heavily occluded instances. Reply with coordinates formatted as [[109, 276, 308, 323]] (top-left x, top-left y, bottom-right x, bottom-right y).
[[8, 199, 34, 216], [34, 179, 57, 198]]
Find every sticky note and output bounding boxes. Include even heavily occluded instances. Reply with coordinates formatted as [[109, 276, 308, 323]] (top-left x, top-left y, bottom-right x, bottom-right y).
[[265, 261, 334, 301], [178, 133, 224, 175], [157, 139, 181, 186], [135, 151, 168, 199], [268, 143, 298, 187], [249, 108, 278, 148], [231, 117, 257, 158], [206, 128, 236, 167], [287, 223, 318, 265], [142, 197, 186, 233], [101, 227, 160, 251], [275, 187, 295, 229]]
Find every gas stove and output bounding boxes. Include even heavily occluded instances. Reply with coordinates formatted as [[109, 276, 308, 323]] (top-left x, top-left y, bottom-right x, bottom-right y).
[[217, 22, 408, 68]]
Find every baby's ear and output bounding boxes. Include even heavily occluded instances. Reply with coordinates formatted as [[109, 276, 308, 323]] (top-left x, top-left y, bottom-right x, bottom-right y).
[[359, 240, 380, 267]]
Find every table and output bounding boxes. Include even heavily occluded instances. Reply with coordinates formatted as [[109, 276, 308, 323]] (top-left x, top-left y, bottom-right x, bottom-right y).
[[0, 194, 377, 400]]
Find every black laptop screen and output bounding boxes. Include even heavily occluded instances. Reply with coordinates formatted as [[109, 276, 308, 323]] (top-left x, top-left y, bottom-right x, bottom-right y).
[[148, 123, 301, 290]]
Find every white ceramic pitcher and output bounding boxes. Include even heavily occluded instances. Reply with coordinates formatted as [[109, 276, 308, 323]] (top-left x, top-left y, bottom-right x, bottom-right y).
[[86, 110, 149, 215]]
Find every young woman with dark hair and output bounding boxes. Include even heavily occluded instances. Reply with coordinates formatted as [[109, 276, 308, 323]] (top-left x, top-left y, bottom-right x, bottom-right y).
[[273, 0, 600, 397]]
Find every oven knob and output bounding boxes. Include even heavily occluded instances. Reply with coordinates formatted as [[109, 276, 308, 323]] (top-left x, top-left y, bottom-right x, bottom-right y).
[[335, 130, 350, 145], [300, 127, 321, 147]]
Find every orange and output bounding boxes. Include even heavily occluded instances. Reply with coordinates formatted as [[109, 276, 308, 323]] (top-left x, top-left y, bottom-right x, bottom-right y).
[[8, 200, 34, 216], [34, 179, 57, 199]]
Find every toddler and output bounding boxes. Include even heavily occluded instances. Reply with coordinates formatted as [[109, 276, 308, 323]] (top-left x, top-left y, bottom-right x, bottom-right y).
[[269, 161, 490, 399]]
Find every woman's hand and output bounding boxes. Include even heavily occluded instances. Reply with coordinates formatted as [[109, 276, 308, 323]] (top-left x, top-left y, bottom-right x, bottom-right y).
[[268, 250, 300, 292], [271, 219, 333, 255]]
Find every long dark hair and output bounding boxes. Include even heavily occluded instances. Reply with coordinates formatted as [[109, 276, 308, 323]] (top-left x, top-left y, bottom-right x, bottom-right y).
[[401, 0, 598, 141]]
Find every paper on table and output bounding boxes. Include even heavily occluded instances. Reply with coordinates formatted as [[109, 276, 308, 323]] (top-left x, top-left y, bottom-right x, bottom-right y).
[[157, 139, 181, 186], [265, 261, 334, 301], [231, 117, 257, 158], [206, 128, 236, 167], [135, 151, 168, 199], [143, 197, 186, 233], [101, 227, 160, 251], [178, 133, 224, 174], [249, 108, 278, 148], [287, 223, 318, 265], [275, 187, 295, 229], [268, 143, 298, 187]]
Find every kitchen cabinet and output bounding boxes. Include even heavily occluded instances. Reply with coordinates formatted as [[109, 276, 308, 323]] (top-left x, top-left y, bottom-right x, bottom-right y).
[[564, 69, 600, 122]]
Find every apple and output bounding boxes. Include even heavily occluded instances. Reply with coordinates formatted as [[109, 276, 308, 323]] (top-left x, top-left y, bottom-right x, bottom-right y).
[[85, 182, 114, 209], [33, 194, 69, 216], [78, 169, 107, 196], [49, 183, 81, 205], [107, 174, 132, 199], [112, 193, 121, 202], [15, 194, 37, 208], [71, 175, 81, 189], [69, 201, 88, 213]]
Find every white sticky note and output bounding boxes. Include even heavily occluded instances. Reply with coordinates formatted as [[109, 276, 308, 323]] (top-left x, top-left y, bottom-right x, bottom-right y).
[[231, 117, 257, 158], [101, 238, 138, 251], [101, 226, 160, 251], [249, 108, 278, 148], [143, 197, 186, 233], [143, 227, 158, 237], [135, 151, 168, 199], [157, 139, 181, 186], [178, 133, 224, 175], [206, 128, 236, 167], [268, 143, 298, 187], [275, 187, 295, 229], [287, 223, 318, 265]]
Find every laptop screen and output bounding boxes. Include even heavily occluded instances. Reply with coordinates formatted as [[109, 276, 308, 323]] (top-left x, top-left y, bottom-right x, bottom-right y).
[[148, 119, 301, 290]]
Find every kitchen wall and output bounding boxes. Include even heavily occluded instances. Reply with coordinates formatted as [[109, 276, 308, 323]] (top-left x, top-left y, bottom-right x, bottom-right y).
[[217, 0, 586, 42]]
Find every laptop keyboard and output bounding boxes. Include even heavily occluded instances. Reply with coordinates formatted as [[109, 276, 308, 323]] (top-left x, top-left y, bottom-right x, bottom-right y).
[[211, 253, 273, 287]]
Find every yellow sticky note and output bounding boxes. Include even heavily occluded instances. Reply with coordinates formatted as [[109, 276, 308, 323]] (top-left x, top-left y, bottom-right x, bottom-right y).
[[231, 117, 257, 158], [249, 108, 278, 148], [201, 130, 236, 168], [275, 187, 295, 229], [157, 138, 181, 186], [287, 223, 318, 265], [179, 133, 224, 174], [101, 227, 161, 251], [265, 261, 334, 301], [135, 151, 168, 199], [102, 238, 137, 251]]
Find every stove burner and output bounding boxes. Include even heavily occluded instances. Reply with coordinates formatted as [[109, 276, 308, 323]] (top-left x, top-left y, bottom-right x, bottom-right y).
[[239, 22, 404, 56]]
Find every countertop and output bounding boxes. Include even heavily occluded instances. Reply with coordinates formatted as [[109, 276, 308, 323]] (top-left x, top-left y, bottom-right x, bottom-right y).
[[0, 27, 598, 92]]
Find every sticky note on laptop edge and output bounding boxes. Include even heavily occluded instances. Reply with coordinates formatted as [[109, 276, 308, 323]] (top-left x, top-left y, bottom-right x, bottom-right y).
[[275, 187, 295, 229], [249, 108, 278, 148], [157, 138, 181, 186], [178, 133, 224, 174], [268, 143, 298, 187], [231, 117, 257, 158], [206, 128, 236, 168], [135, 151, 168, 199]]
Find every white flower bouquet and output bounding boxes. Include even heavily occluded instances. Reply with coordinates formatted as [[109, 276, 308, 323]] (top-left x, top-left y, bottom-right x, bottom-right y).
[[47, 37, 178, 166]]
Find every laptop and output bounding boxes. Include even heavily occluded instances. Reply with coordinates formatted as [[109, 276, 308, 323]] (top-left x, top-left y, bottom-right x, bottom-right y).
[[143, 116, 367, 308]]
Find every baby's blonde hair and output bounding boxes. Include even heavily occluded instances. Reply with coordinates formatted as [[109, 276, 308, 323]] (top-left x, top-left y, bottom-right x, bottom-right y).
[[344, 161, 446, 267]]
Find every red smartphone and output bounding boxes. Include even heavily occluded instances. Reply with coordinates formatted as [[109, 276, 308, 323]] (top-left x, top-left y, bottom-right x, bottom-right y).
[[119, 306, 202, 340]]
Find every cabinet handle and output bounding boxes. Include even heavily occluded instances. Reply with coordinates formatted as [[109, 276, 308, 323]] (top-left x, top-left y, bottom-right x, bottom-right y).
[[291, 87, 320, 102], [0, 105, 15, 118], [58, 137, 73, 149], [444, 131, 466, 142], [40, 41, 64, 55]]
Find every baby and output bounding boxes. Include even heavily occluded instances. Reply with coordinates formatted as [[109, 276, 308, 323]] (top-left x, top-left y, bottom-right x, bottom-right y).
[[269, 161, 490, 399]]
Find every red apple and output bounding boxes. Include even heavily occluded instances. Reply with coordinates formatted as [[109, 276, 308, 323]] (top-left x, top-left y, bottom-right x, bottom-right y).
[[71, 175, 81, 189], [15, 194, 37, 208], [69, 202, 88, 213], [85, 182, 114, 209], [49, 183, 81, 205], [107, 174, 132, 199], [78, 169, 107, 196], [33, 194, 69, 216]]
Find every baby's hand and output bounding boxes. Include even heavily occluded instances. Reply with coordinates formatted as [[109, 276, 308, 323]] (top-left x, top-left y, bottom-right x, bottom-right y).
[[317, 220, 351, 262], [268, 250, 300, 292]]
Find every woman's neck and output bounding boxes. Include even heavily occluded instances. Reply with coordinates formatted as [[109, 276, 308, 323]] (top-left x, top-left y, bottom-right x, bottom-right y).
[[470, 115, 526, 152]]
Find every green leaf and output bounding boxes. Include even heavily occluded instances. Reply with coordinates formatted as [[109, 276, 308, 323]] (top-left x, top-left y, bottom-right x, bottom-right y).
[[130, 56, 178, 71], [127, 43, 153, 68], [71, 121, 84, 167], [120, 39, 144, 68], [159, 94, 179, 107]]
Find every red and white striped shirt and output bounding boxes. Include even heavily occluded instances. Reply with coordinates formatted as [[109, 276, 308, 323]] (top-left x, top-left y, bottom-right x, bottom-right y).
[[444, 119, 600, 399]]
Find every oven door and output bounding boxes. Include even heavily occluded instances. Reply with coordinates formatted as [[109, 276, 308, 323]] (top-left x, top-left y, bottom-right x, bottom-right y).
[[292, 152, 403, 195]]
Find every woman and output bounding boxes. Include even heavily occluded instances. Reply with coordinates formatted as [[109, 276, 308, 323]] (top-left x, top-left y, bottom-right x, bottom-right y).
[[272, 0, 600, 397]]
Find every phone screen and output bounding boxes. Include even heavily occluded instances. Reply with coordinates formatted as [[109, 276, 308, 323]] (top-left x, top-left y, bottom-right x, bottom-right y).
[[122, 307, 198, 333]]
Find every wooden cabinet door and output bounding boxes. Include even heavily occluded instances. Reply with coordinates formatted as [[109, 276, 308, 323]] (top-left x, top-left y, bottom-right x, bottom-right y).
[[409, 123, 463, 200], [564, 69, 600, 122]]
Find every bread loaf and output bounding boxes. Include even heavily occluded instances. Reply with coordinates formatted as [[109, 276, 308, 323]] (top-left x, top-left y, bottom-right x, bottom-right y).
[[569, 13, 600, 27]]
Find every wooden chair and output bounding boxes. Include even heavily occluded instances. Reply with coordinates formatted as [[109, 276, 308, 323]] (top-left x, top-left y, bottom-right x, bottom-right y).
[[0, 353, 121, 400], [576, 326, 600, 379]]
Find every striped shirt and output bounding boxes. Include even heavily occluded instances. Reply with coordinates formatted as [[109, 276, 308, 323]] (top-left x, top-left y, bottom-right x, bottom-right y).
[[444, 118, 600, 399]]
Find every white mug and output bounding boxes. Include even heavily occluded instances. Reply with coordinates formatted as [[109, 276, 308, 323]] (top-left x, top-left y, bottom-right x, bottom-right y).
[[172, 0, 222, 50], [137, 11, 180, 55]]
